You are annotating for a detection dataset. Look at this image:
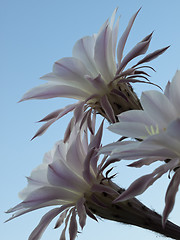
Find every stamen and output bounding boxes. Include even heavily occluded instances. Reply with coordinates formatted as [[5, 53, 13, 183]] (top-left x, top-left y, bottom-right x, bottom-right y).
[[145, 124, 160, 136]]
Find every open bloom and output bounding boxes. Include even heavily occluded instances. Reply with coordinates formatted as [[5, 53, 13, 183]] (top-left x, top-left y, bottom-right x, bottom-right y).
[[6, 121, 108, 240], [7, 117, 180, 240], [19, 8, 168, 139], [101, 70, 180, 225]]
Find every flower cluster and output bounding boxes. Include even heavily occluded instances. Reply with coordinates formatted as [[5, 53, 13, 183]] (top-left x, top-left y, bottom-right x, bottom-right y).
[[19, 8, 168, 139], [102, 70, 180, 224], [6, 119, 108, 240], [7, 6, 180, 240]]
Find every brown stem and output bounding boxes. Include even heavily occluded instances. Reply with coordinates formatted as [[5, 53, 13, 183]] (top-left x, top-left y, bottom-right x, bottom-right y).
[[86, 181, 180, 239]]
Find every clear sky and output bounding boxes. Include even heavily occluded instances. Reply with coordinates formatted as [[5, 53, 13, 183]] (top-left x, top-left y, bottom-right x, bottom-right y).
[[1, 0, 180, 239]]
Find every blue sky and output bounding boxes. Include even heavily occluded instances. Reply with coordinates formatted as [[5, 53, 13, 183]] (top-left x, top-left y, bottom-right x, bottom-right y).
[[1, 0, 180, 239]]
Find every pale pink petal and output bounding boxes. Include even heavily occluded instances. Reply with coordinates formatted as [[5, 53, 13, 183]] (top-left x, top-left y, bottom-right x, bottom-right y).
[[60, 209, 72, 240], [88, 120, 104, 150], [21, 186, 78, 208], [31, 118, 57, 140], [69, 208, 78, 240], [47, 160, 86, 192], [111, 142, 177, 160], [133, 46, 170, 67], [106, 8, 118, 76], [86, 109, 94, 135], [52, 57, 95, 91], [141, 90, 177, 128], [31, 103, 77, 140], [144, 131, 180, 157], [85, 74, 107, 90], [19, 84, 89, 102], [128, 157, 165, 168], [39, 103, 77, 122], [83, 148, 95, 183], [66, 133, 86, 173], [169, 70, 180, 114], [100, 141, 135, 155], [100, 95, 116, 123], [38, 108, 63, 122], [112, 15, 120, 57], [164, 81, 171, 98], [64, 117, 74, 143], [114, 160, 179, 203], [166, 118, 180, 142], [117, 32, 152, 74], [54, 209, 69, 229], [94, 22, 114, 82], [163, 169, 180, 226], [118, 109, 155, 126], [76, 197, 87, 229], [108, 121, 148, 138], [114, 173, 155, 202], [89, 153, 99, 175], [117, 8, 140, 65], [28, 206, 69, 240], [74, 101, 85, 123], [72, 36, 98, 77]]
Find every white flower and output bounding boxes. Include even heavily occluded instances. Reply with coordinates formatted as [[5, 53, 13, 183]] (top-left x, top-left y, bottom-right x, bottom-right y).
[[6, 121, 107, 240], [101, 70, 180, 225], [19, 8, 168, 139], [7, 80, 180, 239]]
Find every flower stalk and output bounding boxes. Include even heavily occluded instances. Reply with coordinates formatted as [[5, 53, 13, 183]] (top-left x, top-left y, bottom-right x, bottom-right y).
[[86, 180, 180, 240]]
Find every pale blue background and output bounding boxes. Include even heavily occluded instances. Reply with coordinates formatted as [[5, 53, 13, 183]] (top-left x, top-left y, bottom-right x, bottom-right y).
[[1, 0, 180, 239]]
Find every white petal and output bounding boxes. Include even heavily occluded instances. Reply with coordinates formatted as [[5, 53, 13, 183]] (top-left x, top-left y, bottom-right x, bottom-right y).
[[141, 90, 177, 128], [20, 83, 89, 101], [47, 161, 87, 192], [94, 21, 115, 82], [166, 118, 180, 141], [72, 36, 98, 77], [117, 9, 140, 65], [19, 163, 49, 200], [76, 197, 87, 229], [169, 70, 180, 115], [118, 109, 155, 125], [163, 169, 180, 225], [69, 208, 78, 240], [52, 57, 97, 92], [114, 173, 155, 202], [108, 121, 148, 138], [21, 186, 78, 208], [28, 206, 69, 240]]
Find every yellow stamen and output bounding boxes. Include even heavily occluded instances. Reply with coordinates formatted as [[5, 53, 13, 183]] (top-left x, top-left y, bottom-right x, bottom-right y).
[[145, 124, 160, 136]]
